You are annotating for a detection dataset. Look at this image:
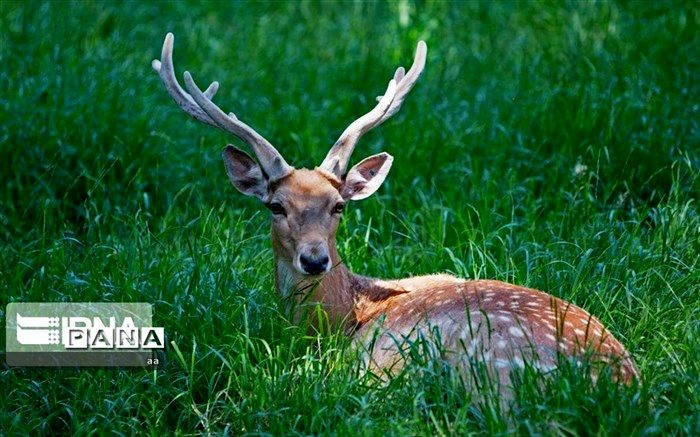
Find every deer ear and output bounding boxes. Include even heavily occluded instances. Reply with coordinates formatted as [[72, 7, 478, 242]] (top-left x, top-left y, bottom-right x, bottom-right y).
[[340, 153, 393, 200], [222, 145, 268, 200]]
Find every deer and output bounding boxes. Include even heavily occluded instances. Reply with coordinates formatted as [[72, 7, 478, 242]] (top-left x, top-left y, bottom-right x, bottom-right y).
[[152, 33, 639, 398]]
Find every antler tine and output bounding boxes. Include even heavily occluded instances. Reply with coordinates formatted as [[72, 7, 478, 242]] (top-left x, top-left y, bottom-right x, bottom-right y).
[[377, 41, 426, 121], [152, 33, 293, 182], [182, 72, 294, 180], [151, 33, 218, 127], [319, 80, 398, 177], [319, 41, 427, 178]]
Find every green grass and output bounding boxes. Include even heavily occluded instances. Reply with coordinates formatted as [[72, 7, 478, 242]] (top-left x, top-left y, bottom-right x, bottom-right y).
[[1, 0, 698, 434]]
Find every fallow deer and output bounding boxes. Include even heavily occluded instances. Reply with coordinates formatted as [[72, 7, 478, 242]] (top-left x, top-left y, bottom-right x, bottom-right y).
[[152, 33, 639, 395]]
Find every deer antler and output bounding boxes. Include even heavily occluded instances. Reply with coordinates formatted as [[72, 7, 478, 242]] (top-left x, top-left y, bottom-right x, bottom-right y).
[[152, 33, 294, 182], [319, 41, 427, 178]]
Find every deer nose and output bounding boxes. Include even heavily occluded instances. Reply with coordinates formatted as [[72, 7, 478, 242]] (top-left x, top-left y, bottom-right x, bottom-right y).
[[299, 254, 330, 275]]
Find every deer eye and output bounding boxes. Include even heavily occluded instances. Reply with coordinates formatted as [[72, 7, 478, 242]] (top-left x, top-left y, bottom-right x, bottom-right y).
[[267, 202, 286, 216], [332, 202, 345, 215]]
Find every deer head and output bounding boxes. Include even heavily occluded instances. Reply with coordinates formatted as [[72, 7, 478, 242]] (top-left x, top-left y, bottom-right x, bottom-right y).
[[152, 33, 426, 278]]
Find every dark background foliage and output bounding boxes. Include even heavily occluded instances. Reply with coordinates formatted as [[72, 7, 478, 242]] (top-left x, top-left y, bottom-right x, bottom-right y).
[[1, 1, 698, 434]]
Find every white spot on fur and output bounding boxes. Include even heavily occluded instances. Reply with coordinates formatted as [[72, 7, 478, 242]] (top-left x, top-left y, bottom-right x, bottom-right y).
[[467, 338, 480, 355], [533, 361, 556, 372], [574, 328, 586, 337], [508, 326, 525, 338], [495, 359, 509, 369], [497, 339, 507, 349], [536, 315, 549, 323]]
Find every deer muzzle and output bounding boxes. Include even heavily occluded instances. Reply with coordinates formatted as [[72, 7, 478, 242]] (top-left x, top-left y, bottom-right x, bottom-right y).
[[294, 240, 331, 276]]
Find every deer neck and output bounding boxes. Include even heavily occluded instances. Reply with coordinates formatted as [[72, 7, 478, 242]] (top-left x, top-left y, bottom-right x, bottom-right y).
[[273, 242, 357, 328], [273, 243, 412, 332]]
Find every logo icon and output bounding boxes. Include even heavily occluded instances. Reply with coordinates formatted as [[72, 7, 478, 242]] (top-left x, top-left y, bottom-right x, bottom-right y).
[[16, 314, 61, 345], [6, 303, 165, 367]]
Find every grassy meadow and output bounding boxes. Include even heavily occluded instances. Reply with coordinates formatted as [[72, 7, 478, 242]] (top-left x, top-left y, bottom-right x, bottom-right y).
[[1, 1, 698, 434]]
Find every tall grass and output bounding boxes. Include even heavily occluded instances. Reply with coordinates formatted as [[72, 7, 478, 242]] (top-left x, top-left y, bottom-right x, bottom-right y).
[[1, 1, 698, 434]]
